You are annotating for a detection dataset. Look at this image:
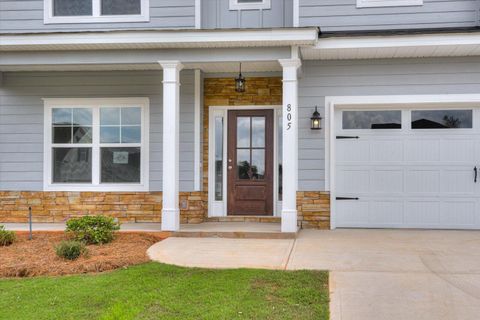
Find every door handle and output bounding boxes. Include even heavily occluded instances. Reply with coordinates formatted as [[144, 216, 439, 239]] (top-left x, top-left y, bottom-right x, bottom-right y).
[[228, 166, 233, 170], [475, 166, 478, 183]]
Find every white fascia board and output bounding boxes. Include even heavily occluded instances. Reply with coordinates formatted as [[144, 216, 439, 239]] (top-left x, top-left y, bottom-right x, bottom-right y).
[[0, 28, 318, 51], [314, 32, 480, 50]]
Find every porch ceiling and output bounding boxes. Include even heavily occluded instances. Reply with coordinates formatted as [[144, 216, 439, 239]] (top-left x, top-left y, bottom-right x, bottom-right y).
[[0, 61, 282, 73]]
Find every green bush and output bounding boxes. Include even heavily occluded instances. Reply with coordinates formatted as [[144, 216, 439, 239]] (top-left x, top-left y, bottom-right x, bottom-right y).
[[0, 225, 16, 246], [55, 240, 88, 260], [66, 216, 120, 245]]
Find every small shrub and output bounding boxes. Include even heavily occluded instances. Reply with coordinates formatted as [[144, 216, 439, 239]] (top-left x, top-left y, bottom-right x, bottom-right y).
[[66, 216, 120, 245], [0, 225, 16, 246], [55, 240, 88, 260]]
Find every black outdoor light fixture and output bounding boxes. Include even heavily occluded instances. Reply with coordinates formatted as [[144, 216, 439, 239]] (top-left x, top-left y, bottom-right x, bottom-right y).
[[235, 63, 246, 93], [311, 106, 322, 130]]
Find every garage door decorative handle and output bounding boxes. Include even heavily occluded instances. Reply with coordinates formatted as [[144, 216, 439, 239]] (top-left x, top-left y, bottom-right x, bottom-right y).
[[475, 166, 478, 183], [336, 197, 359, 200], [336, 136, 360, 139]]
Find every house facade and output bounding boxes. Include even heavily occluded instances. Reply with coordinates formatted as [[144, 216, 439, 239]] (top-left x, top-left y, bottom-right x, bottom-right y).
[[1, 0, 480, 232]]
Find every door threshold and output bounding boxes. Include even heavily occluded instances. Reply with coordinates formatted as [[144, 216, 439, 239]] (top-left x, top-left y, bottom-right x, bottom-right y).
[[207, 216, 280, 223]]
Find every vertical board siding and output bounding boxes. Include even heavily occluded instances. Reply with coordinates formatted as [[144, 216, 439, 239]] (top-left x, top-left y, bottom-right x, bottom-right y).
[[201, 0, 293, 29], [298, 56, 480, 191], [300, 0, 480, 31], [0, 0, 195, 33], [0, 70, 195, 191]]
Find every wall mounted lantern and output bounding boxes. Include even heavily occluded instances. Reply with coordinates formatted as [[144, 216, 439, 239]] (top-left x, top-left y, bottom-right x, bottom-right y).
[[311, 106, 322, 130], [235, 63, 246, 93]]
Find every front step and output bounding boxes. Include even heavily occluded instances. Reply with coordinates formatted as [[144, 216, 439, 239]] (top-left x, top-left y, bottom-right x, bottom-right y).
[[171, 230, 296, 239], [206, 216, 281, 223]]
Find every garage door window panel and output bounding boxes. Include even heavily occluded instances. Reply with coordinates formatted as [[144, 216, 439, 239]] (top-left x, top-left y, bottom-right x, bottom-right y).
[[411, 110, 473, 129], [342, 111, 402, 129]]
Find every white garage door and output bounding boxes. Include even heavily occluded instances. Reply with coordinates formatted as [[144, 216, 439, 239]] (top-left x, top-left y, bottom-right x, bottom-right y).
[[335, 107, 480, 229]]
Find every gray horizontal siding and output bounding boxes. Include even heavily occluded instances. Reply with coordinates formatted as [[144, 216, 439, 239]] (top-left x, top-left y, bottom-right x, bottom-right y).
[[202, 0, 293, 29], [0, 70, 196, 192], [0, 0, 195, 33], [300, 0, 480, 31], [298, 56, 480, 191]]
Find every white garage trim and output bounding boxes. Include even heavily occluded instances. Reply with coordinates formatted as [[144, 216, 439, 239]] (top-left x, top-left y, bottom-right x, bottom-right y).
[[325, 94, 480, 230]]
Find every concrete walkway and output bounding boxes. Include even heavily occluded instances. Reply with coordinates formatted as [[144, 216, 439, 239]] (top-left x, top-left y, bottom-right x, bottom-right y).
[[148, 229, 480, 320]]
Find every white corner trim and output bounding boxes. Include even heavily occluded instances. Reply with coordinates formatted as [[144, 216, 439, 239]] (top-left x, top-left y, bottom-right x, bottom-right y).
[[357, 0, 423, 8], [44, 0, 150, 24], [195, 0, 202, 29], [293, 0, 299, 27], [193, 70, 202, 191], [43, 97, 150, 192], [229, 0, 271, 10], [325, 93, 480, 230]]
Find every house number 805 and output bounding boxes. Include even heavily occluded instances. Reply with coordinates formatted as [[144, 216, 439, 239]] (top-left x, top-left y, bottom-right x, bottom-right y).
[[286, 104, 292, 130]]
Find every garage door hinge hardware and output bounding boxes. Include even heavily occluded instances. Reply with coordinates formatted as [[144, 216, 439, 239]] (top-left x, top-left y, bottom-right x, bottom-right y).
[[336, 136, 360, 139], [336, 197, 359, 200]]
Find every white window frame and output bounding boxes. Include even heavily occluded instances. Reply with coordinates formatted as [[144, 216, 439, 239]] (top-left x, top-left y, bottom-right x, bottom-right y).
[[43, 97, 150, 192], [44, 0, 150, 24], [229, 0, 271, 10], [357, 0, 423, 8]]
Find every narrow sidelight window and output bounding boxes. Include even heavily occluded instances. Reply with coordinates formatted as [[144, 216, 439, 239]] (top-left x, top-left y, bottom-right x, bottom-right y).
[[214, 117, 224, 201]]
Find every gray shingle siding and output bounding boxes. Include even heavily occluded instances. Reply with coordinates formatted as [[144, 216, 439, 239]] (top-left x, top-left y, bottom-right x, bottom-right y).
[[0, 0, 195, 33], [299, 0, 480, 32], [298, 56, 480, 191], [0, 70, 195, 191], [201, 0, 293, 29]]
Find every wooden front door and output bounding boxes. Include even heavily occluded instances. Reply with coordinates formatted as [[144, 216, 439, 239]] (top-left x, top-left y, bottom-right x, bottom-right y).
[[227, 110, 274, 215]]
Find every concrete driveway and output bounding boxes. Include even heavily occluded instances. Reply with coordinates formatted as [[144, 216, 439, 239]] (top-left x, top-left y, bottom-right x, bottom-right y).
[[148, 229, 480, 320], [290, 229, 480, 320]]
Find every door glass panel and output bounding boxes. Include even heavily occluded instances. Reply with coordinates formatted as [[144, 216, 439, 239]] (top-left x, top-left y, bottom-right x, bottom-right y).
[[411, 110, 472, 129], [251, 149, 265, 179], [237, 149, 250, 180], [215, 117, 224, 201], [252, 117, 265, 148], [343, 110, 401, 129], [237, 117, 250, 148]]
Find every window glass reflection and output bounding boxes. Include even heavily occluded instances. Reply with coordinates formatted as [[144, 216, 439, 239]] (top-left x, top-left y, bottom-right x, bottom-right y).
[[343, 110, 401, 129], [412, 110, 472, 129]]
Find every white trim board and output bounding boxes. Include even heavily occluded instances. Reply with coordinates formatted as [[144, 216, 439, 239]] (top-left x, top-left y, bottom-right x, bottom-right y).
[[357, 0, 423, 8], [229, 0, 271, 10], [193, 70, 202, 191], [44, 0, 150, 24], [0, 28, 318, 52], [325, 94, 480, 230], [43, 97, 150, 192], [207, 105, 282, 218]]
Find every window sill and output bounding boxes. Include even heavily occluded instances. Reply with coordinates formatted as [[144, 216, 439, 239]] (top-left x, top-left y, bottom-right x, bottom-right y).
[[44, 15, 150, 24], [356, 0, 423, 8], [44, 184, 149, 192]]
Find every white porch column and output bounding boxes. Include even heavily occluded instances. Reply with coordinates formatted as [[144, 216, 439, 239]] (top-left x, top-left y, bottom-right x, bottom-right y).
[[279, 58, 301, 233], [159, 61, 183, 231]]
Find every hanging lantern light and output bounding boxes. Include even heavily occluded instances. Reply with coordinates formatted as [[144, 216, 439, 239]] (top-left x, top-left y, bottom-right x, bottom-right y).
[[311, 106, 322, 130], [235, 63, 246, 93]]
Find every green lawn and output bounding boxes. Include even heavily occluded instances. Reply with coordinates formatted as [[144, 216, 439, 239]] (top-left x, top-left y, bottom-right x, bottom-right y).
[[0, 262, 329, 320]]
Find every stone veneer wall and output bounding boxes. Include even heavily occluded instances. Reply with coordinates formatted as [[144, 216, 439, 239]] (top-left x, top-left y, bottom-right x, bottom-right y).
[[297, 191, 330, 229], [0, 191, 206, 224]]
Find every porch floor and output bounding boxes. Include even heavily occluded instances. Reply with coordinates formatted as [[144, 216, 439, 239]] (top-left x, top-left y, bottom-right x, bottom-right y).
[[2, 222, 294, 239]]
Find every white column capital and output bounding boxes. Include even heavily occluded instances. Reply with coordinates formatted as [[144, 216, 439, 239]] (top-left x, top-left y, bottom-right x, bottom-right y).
[[278, 58, 302, 69], [158, 60, 184, 72]]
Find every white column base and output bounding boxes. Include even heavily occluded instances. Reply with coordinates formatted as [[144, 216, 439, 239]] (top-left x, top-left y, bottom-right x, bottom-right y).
[[161, 208, 180, 231], [281, 209, 298, 233]]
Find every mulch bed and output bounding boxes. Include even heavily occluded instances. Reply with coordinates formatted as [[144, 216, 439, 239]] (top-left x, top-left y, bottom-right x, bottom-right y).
[[0, 232, 166, 278]]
